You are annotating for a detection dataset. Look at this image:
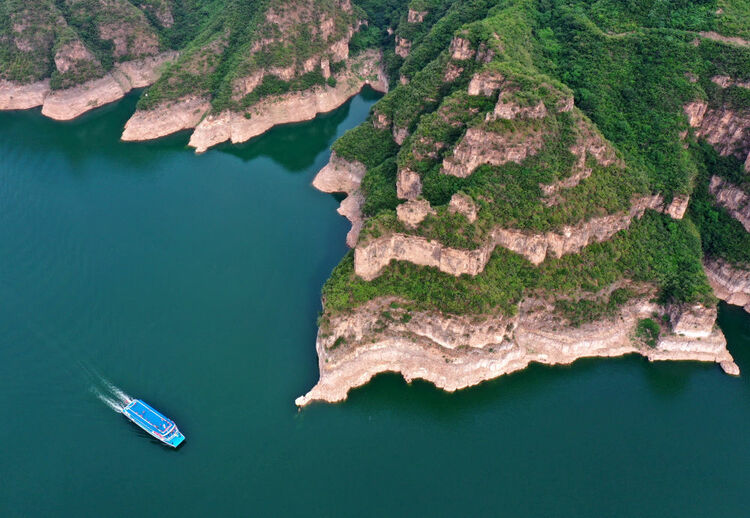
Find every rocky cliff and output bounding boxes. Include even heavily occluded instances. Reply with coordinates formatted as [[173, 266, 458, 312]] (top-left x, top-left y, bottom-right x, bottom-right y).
[[709, 175, 750, 232], [704, 258, 750, 312], [296, 296, 737, 406], [354, 194, 686, 280], [0, 52, 178, 120], [312, 152, 368, 247], [188, 52, 387, 152]]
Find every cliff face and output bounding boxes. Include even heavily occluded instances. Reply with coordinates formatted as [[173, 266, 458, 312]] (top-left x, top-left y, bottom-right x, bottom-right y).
[[704, 258, 750, 312], [0, 51, 178, 120], [709, 175, 750, 232], [354, 194, 682, 280], [685, 101, 750, 167], [312, 153, 368, 247], [188, 52, 387, 152], [296, 296, 736, 406]]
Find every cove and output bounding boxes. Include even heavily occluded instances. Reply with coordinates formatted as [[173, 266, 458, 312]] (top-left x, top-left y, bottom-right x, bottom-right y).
[[0, 90, 749, 517]]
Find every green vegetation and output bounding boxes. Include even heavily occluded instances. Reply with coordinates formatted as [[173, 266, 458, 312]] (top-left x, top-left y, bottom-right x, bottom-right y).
[[688, 142, 750, 266], [317, 0, 748, 322], [554, 287, 636, 327], [323, 212, 715, 316], [636, 318, 661, 347], [4, 0, 749, 324]]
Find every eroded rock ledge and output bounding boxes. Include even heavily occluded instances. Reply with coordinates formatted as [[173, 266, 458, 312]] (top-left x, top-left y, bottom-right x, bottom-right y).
[[296, 296, 737, 406], [188, 51, 387, 152], [312, 152, 367, 247], [354, 194, 686, 280], [704, 257, 750, 313], [0, 52, 178, 120], [709, 175, 750, 232], [685, 101, 750, 169]]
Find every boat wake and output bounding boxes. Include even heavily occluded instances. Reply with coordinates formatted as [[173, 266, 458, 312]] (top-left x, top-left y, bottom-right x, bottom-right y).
[[88, 370, 132, 413]]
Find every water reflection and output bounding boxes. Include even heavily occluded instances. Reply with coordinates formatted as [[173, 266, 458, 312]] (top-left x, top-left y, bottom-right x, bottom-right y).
[[0, 86, 383, 173]]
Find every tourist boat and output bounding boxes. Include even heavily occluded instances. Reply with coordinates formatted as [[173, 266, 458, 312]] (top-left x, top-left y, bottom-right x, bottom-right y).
[[122, 399, 185, 448]]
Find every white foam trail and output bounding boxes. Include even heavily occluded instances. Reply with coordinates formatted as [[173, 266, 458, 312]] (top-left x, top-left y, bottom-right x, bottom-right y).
[[87, 367, 132, 405], [96, 391, 126, 413], [103, 380, 132, 405]]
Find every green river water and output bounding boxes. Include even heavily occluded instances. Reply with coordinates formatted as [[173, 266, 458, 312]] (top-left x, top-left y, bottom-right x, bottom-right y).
[[1, 90, 749, 517]]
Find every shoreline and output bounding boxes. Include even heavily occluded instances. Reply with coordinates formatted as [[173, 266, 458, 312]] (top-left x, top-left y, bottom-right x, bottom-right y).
[[296, 297, 739, 407], [0, 51, 179, 121]]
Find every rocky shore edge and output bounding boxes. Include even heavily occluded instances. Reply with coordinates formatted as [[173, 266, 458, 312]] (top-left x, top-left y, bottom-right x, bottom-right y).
[[121, 50, 388, 151], [0, 52, 178, 120], [296, 296, 739, 406]]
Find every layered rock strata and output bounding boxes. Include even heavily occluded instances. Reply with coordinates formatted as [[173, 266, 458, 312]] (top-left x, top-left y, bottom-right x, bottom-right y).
[[704, 258, 750, 312], [709, 175, 750, 232], [685, 101, 750, 165], [0, 52, 178, 120], [312, 153, 367, 247], [121, 96, 212, 141], [188, 52, 388, 152], [296, 296, 737, 406], [354, 195, 676, 280]]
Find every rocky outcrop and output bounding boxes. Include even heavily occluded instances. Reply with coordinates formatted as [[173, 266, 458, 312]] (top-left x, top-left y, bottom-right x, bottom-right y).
[[121, 96, 210, 141], [354, 195, 669, 280], [467, 70, 504, 96], [448, 193, 477, 223], [450, 37, 475, 60], [490, 99, 547, 120], [396, 168, 422, 199], [668, 303, 717, 338], [709, 175, 750, 232], [0, 52, 178, 120], [114, 51, 180, 88], [187, 51, 388, 153], [685, 101, 750, 162], [296, 296, 736, 406], [397, 199, 435, 228], [704, 257, 750, 312], [442, 125, 546, 177], [42, 73, 130, 121], [395, 37, 411, 58], [407, 9, 428, 23], [665, 195, 690, 220], [312, 153, 367, 247], [0, 79, 50, 110], [541, 120, 620, 199], [711, 75, 750, 89]]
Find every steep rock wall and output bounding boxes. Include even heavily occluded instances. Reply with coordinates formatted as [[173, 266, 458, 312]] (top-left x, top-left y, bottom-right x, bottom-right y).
[[296, 297, 736, 406], [312, 152, 367, 247], [704, 258, 750, 312], [188, 52, 387, 153], [685, 101, 750, 166], [709, 175, 750, 232], [0, 52, 178, 120], [354, 195, 670, 280]]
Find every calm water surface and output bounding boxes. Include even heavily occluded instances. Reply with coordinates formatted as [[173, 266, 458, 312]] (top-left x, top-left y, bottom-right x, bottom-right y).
[[1, 91, 749, 517]]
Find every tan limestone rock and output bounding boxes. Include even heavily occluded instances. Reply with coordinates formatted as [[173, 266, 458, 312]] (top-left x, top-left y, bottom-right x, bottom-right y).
[[397, 199, 434, 228], [709, 175, 750, 232], [450, 37, 474, 60], [397, 168, 422, 200], [0, 79, 50, 110], [407, 9, 428, 23], [668, 304, 717, 338], [665, 195, 690, 220], [122, 96, 211, 141], [395, 37, 411, 58], [297, 295, 735, 406], [448, 193, 478, 223]]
